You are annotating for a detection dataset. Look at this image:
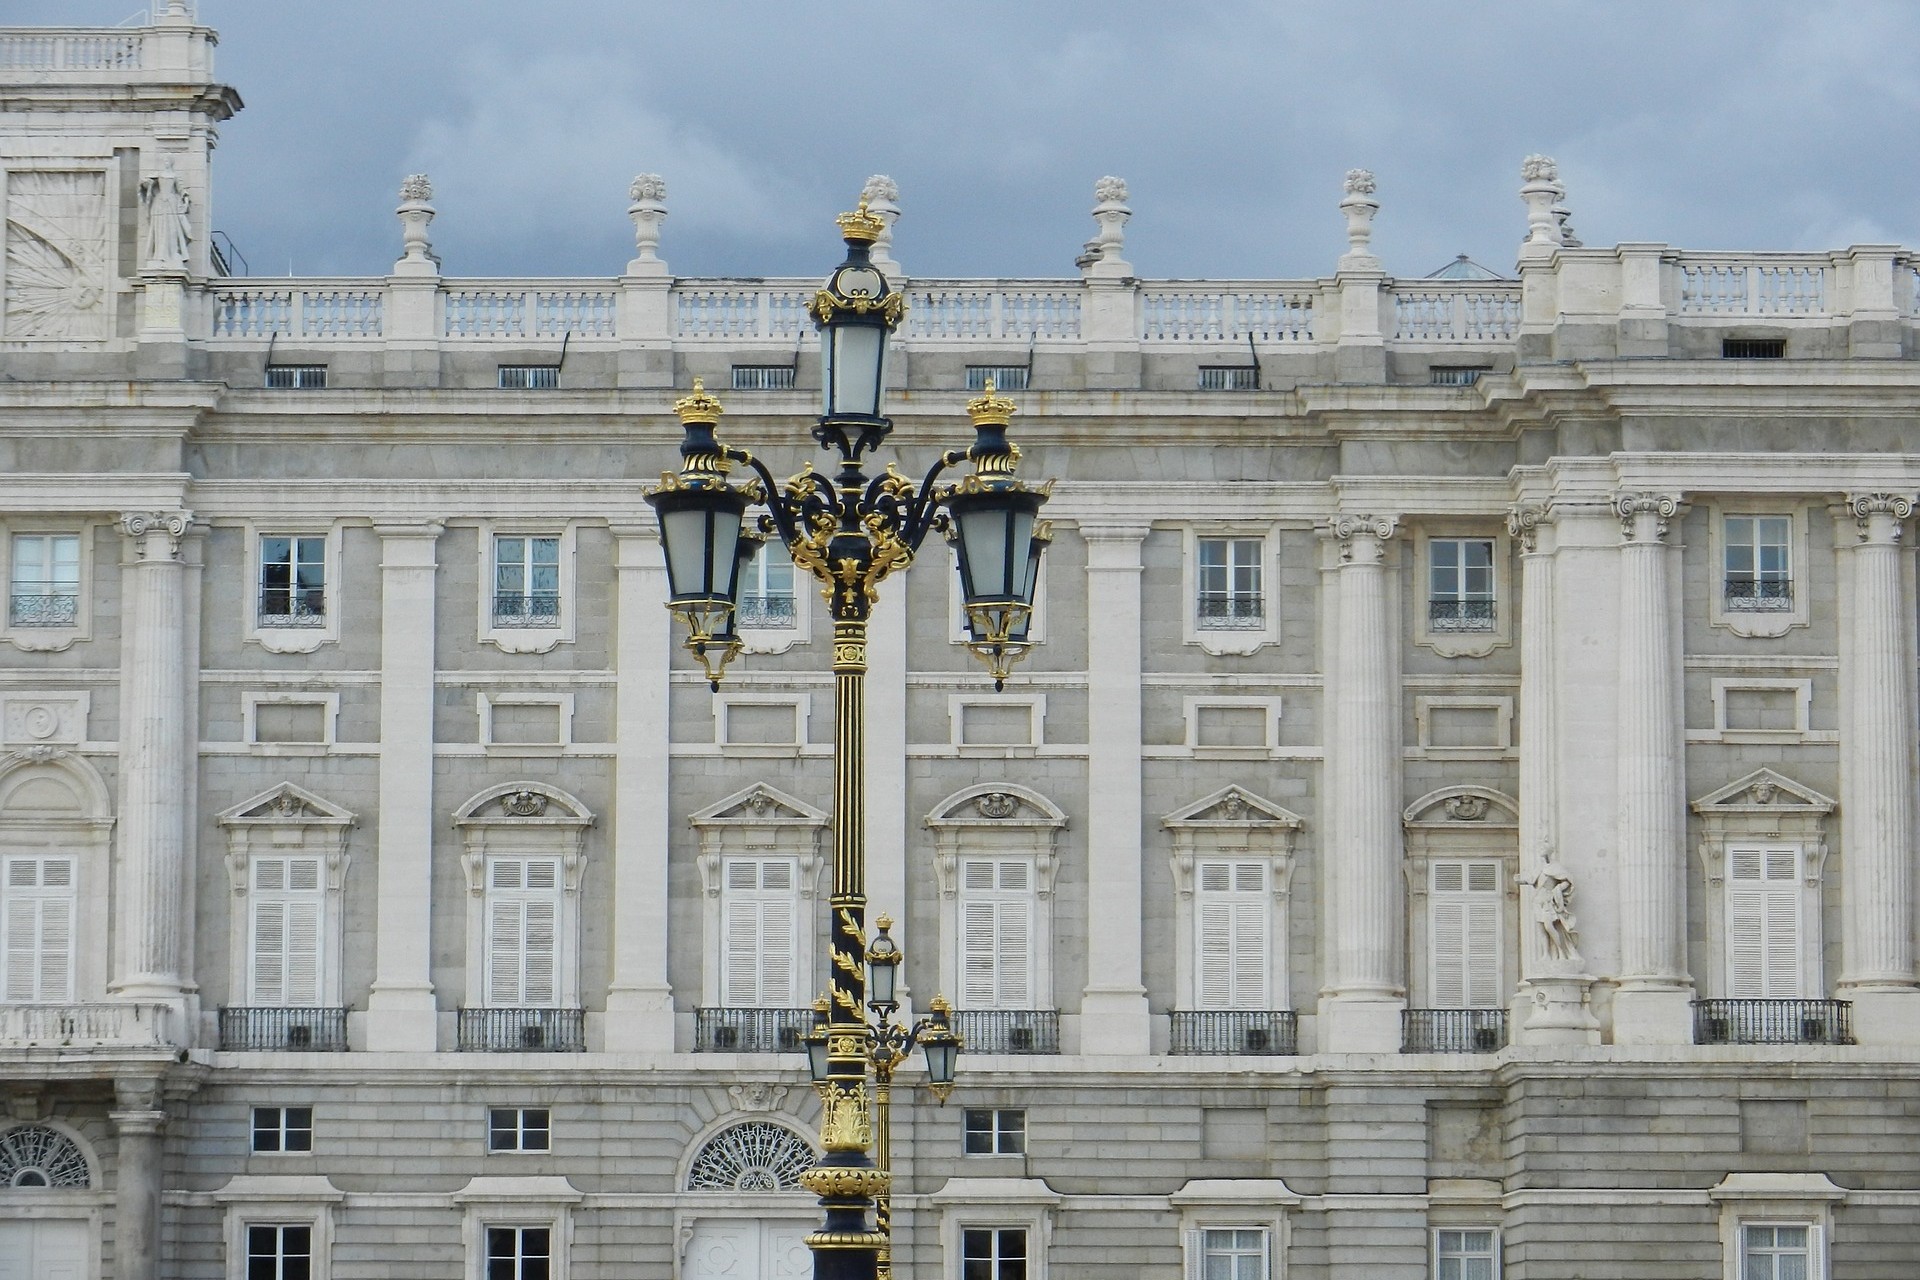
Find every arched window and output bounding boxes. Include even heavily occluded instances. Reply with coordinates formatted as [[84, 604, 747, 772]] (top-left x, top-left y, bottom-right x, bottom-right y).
[[685, 1121, 814, 1192], [0, 1125, 90, 1188]]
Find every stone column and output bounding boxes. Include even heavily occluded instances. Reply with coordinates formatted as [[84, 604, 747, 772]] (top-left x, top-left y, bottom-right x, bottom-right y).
[[604, 527, 677, 1050], [1610, 493, 1694, 1043], [1837, 493, 1920, 1040], [111, 512, 194, 1008], [1318, 514, 1405, 1052], [111, 1078, 166, 1280], [1079, 524, 1150, 1054], [365, 521, 443, 1051], [1508, 503, 1598, 1043]]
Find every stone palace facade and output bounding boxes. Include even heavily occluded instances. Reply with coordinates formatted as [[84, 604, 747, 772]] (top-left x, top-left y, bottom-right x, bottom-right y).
[[1, 7, 1918, 1279]]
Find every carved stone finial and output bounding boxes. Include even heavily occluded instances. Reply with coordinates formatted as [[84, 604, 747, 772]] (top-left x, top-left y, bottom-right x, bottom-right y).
[[399, 173, 433, 203], [1343, 168, 1377, 197], [1084, 178, 1132, 277], [1519, 156, 1565, 250], [861, 174, 899, 204], [627, 174, 668, 272], [858, 175, 902, 272], [628, 172, 666, 203], [396, 174, 438, 270], [1094, 175, 1129, 204], [1338, 169, 1381, 266], [1521, 154, 1558, 183]]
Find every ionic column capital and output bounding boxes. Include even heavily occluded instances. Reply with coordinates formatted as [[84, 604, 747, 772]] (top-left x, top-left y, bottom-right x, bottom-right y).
[[119, 510, 193, 559], [1612, 492, 1684, 543], [1847, 492, 1916, 544], [1506, 501, 1551, 553], [1325, 513, 1398, 564]]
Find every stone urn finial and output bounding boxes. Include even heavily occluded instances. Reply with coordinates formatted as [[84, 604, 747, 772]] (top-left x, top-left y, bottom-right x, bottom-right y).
[[627, 172, 668, 275], [395, 173, 439, 273], [1338, 168, 1381, 269], [861, 174, 902, 275], [1519, 154, 1566, 254], [1084, 176, 1132, 278]]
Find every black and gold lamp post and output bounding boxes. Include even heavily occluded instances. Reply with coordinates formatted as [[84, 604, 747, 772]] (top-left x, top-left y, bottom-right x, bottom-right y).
[[647, 197, 1051, 1280]]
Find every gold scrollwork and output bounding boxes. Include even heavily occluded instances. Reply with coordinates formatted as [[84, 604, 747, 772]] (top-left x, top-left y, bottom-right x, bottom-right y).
[[835, 907, 867, 948], [817, 1082, 872, 1151]]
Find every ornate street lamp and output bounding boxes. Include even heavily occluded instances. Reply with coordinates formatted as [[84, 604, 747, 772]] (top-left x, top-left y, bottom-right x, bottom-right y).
[[648, 197, 1050, 1280]]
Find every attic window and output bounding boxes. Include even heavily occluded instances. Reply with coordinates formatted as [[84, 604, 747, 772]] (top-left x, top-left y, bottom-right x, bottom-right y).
[[499, 365, 560, 389], [265, 365, 327, 389], [731, 365, 796, 391], [1431, 366, 1490, 387], [1722, 339, 1785, 360], [966, 365, 1029, 392], [1198, 366, 1257, 392]]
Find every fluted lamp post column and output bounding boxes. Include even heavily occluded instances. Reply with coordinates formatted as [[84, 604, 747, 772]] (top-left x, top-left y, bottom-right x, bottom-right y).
[[648, 198, 1050, 1280]]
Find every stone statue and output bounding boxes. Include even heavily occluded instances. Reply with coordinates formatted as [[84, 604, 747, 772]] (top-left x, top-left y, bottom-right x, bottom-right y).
[[1521, 856, 1582, 964], [139, 160, 191, 272]]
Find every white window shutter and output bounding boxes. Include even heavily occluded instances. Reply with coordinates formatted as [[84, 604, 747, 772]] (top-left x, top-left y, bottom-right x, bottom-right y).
[[1184, 1230, 1203, 1280], [1463, 897, 1502, 1007], [4, 897, 40, 1002], [284, 901, 322, 1006], [251, 899, 287, 1005], [719, 858, 799, 1007], [722, 896, 761, 1006], [1728, 846, 1802, 997], [488, 896, 526, 1005], [1195, 860, 1269, 1010], [1430, 860, 1501, 1009], [758, 895, 796, 1006], [996, 895, 1032, 1007], [522, 898, 557, 1005], [1197, 899, 1233, 1008], [1232, 899, 1268, 1009], [249, 856, 325, 1006], [961, 899, 1000, 1007]]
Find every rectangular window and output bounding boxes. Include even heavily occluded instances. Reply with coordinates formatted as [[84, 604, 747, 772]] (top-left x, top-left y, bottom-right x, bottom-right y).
[[259, 535, 326, 626], [1, 855, 75, 1003], [485, 859, 561, 1007], [1430, 366, 1489, 387], [1429, 538, 1496, 632], [1196, 861, 1269, 1011], [738, 542, 797, 629], [488, 1107, 551, 1153], [493, 536, 561, 627], [731, 364, 796, 391], [246, 1223, 313, 1280], [498, 365, 560, 390], [1723, 338, 1786, 359], [249, 857, 325, 1006], [1724, 516, 1792, 612], [486, 1225, 551, 1280], [1195, 1228, 1268, 1280], [1430, 861, 1502, 1009], [1727, 846, 1803, 998], [963, 1108, 1026, 1155], [251, 1106, 314, 1154], [1196, 538, 1264, 630], [9, 533, 80, 627], [1434, 1228, 1497, 1280], [1198, 366, 1257, 391], [966, 365, 1030, 392], [264, 364, 328, 390], [960, 859, 1035, 1010], [962, 1227, 1027, 1280], [720, 858, 799, 1007], [1741, 1224, 1812, 1280]]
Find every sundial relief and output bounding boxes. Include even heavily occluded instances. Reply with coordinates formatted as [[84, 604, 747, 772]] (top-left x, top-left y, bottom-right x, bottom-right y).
[[4, 171, 110, 340]]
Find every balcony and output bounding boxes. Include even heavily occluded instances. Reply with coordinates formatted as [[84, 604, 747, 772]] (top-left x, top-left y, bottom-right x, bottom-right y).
[[218, 1006, 349, 1052], [735, 593, 797, 629], [694, 1007, 812, 1053], [458, 1007, 585, 1052], [1169, 1010, 1298, 1056], [953, 1009, 1059, 1055], [1693, 998, 1853, 1046], [1196, 595, 1264, 631], [1429, 597, 1496, 632], [8, 591, 78, 627], [492, 593, 560, 628], [1724, 577, 1793, 613], [1402, 1008, 1508, 1054], [0, 1002, 172, 1048]]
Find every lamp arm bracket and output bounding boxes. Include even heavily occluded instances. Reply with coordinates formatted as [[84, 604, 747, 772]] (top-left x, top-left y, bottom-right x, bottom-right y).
[[725, 448, 805, 548], [899, 449, 969, 553]]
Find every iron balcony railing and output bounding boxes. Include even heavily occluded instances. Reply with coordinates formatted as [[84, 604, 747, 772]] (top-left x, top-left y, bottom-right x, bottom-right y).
[[1429, 597, 1496, 631], [1402, 1008, 1509, 1054], [694, 1007, 813, 1053], [1169, 1010, 1298, 1056], [1196, 594, 1265, 630], [8, 592, 78, 627], [1693, 998, 1854, 1046], [953, 1009, 1059, 1055], [492, 593, 561, 627], [218, 1006, 349, 1052], [458, 1007, 585, 1052], [258, 596, 325, 627], [1724, 577, 1793, 612], [735, 593, 797, 629]]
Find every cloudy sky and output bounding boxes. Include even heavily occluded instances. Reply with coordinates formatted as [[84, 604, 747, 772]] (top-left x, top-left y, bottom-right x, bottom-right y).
[[18, 1, 1919, 280]]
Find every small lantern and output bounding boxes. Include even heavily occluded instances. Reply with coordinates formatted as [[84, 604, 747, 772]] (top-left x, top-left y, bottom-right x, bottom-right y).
[[810, 199, 903, 424], [866, 914, 902, 1012], [646, 380, 749, 688], [802, 995, 831, 1084], [921, 995, 960, 1102], [944, 379, 1050, 688]]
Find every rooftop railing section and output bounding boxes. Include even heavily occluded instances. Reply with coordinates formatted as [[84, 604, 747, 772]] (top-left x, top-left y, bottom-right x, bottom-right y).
[[0, 30, 144, 72]]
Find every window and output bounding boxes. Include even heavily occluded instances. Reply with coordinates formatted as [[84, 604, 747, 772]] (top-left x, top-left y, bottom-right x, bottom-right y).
[[1723, 338, 1785, 359], [1195, 862, 1269, 1011], [486, 1226, 551, 1280], [1194, 1229, 1267, 1280], [488, 1108, 550, 1154], [485, 859, 562, 1007], [967, 365, 1029, 391], [738, 542, 797, 630], [1723, 516, 1791, 612], [8, 534, 79, 628], [248, 857, 324, 1006], [1198, 366, 1257, 391], [1, 856, 75, 1003], [1196, 538, 1263, 631], [498, 365, 559, 390], [1429, 861, 1502, 1009], [720, 858, 799, 1007], [1434, 1228, 1497, 1280], [493, 536, 561, 627], [962, 1227, 1027, 1280], [264, 364, 327, 389], [731, 364, 796, 391], [251, 1107, 313, 1154], [1727, 847, 1803, 998], [258, 536, 325, 627], [1740, 1225, 1811, 1280], [963, 1108, 1026, 1156], [246, 1224, 313, 1280], [1429, 538, 1495, 632], [1430, 366, 1489, 387], [960, 859, 1036, 1010]]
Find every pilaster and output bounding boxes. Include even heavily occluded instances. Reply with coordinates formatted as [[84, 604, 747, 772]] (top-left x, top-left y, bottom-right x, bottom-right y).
[[1317, 513, 1405, 1052], [365, 520, 443, 1051], [111, 1078, 167, 1280], [111, 511, 194, 1009], [1078, 522, 1150, 1053], [1610, 492, 1694, 1044]]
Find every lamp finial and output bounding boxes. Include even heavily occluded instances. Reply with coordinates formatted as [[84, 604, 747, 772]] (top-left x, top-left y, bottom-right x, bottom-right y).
[[966, 377, 1017, 429], [674, 378, 725, 426], [835, 196, 885, 245]]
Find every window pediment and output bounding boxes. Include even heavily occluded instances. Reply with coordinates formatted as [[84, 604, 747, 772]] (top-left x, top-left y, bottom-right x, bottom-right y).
[[1402, 786, 1518, 831], [1163, 785, 1303, 830]]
